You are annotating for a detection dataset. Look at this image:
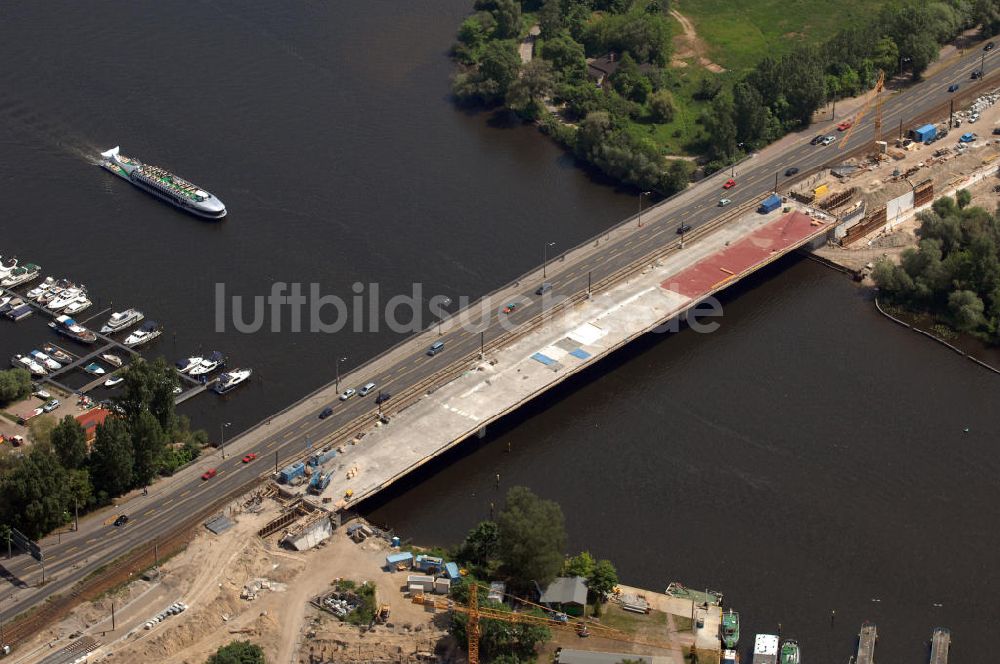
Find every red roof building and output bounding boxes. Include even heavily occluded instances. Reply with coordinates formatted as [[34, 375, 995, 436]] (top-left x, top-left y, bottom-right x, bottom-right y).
[[75, 408, 112, 445]]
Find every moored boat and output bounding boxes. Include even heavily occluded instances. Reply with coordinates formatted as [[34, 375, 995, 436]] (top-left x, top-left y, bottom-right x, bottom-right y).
[[49, 314, 98, 344], [175, 356, 203, 373], [83, 362, 106, 376], [26, 277, 55, 299], [29, 350, 61, 371], [1, 262, 41, 287], [213, 368, 252, 394], [101, 353, 123, 367], [722, 609, 740, 650], [189, 351, 225, 376], [5, 302, 33, 321], [779, 639, 800, 664], [100, 308, 144, 334], [48, 288, 86, 311], [43, 344, 73, 363], [104, 376, 124, 388], [63, 296, 92, 315], [124, 320, 163, 347], [752, 634, 779, 664], [11, 354, 46, 376]]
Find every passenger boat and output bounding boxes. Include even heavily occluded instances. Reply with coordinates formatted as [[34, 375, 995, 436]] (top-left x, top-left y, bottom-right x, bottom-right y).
[[104, 376, 124, 388], [213, 368, 252, 394], [48, 288, 86, 311], [1, 263, 41, 287], [175, 356, 203, 373], [100, 308, 144, 334], [11, 354, 46, 376], [43, 345, 73, 363], [779, 639, 800, 664], [49, 315, 98, 344], [101, 353, 123, 367], [29, 350, 61, 371], [124, 320, 162, 347], [189, 351, 225, 376], [83, 362, 106, 376], [63, 296, 92, 315], [722, 610, 740, 650]]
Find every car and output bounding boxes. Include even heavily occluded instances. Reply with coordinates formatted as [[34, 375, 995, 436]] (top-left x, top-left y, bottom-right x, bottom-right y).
[[502, 302, 518, 314], [986, 41, 995, 51], [718, 198, 732, 207], [723, 178, 736, 189], [676, 223, 692, 234], [836, 120, 853, 131], [114, 514, 129, 527], [32, 389, 51, 399], [339, 388, 356, 401], [972, 69, 983, 79], [809, 135, 824, 145], [820, 135, 836, 146], [784, 167, 800, 177], [427, 341, 445, 356], [375, 392, 392, 405], [359, 382, 377, 396], [992, 128, 1000, 136], [201, 468, 217, 480], [9, 435, 24, 447], [948, 83, 960, 92], [969, 114, 980, 123], [319, 406, 334, 419], [42, 399, 60, 413], [242, 453, 257, 463], [535, 282, 552, 295]]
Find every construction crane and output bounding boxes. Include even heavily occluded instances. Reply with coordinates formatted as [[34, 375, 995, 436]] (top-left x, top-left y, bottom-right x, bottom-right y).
[[840, 69, 886, 159], [412, 583, 690, 664]]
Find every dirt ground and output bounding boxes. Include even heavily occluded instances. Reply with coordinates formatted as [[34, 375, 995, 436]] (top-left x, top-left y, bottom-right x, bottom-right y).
[[12, 500, 448, 664], [669, 8, 725, 73]]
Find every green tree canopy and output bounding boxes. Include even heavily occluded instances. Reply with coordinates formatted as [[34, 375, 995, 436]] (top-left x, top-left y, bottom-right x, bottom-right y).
[[1, 447, 72, 538], [459, 520, 501, 568], [89, 417, 134, 497], [497, 486, 567, 589], [131, 410, 166, 487], [0, 368, 31, 405], [588, 558, 619, 601], [541, 33, 587, 83], [51, 415, 88, 470], [507, 59, 557, 117], [563, 551, 596, 578], [450, 595, 551, 662], [116, 357, 178, 431], [206, 640, 266, 664]]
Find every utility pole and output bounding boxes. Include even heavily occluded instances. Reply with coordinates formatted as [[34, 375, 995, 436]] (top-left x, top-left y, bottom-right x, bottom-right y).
[[587, 271, 592, 298], [111, 601, 116, 631], [154, 540, 159, 570], [479, 331, 484, 360], [335, 355, 346, 392], [898, 118, 903, 139], [220, 421, 231, 459], [274, 450, 279, 474], [74, 500, 79, 532], [831, 99, 836, 120], [950, 98, 955, 128], [774, 172, 779, 193], [542, 241, 555, 278]]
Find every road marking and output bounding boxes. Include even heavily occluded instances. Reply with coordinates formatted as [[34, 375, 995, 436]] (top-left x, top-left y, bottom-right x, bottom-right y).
[[181, 490, 191, 497], [144, 509, 155, 517], [164, 498, 174, 506], [67, 546, 78, 554], [87, 538, 98, 544]]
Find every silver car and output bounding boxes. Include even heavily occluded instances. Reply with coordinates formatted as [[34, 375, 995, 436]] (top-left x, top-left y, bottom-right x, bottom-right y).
[[358, 382, 377, 396]]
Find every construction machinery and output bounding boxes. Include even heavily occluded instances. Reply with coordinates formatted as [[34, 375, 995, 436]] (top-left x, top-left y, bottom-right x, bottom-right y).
[[840, 69, 886, 160], [412, 582, 694, 664]]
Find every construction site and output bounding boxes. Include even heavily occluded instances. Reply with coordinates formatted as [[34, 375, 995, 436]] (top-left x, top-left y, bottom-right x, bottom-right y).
[[789, 74, 1000, 277], [9, 480, 719, 664]]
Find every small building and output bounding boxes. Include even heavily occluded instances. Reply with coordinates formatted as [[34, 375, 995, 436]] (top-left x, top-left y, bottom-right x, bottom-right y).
[[433, 577, 451, 594], [406, 574, 435, 592], [586, 52, 656, 87], [75, 408, 111, 446], [539, 576, 588, 617], [444, 561, 461, 580], [385, 551, 413, 570], [414, 554, 444, 573]]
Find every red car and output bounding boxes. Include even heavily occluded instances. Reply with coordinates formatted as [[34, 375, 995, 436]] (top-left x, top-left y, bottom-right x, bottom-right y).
[[242, 453, 257, 463], [723, 178, 736, 189], [201, 468, 217, 480], [502, 303, 518, 314], [837, 120, 853, 131]]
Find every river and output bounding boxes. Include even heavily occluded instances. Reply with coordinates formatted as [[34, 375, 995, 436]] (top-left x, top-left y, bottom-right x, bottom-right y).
[[1, 2, 997, 662]]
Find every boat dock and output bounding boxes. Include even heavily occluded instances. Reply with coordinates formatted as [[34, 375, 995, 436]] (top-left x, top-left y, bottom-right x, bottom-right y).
[[856, 622, 877, 664], [930, 627, 951, 664]]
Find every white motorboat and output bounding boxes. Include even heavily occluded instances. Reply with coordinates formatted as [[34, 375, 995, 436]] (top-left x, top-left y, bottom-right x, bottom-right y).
[[29, 350, 61, 371], [124, 321, 162, 347], [189, 351, 225, 376], [26, 277, 55, 299], [1, 263, 41, 287], [100, 308, 144, 334], [48, 288, 85, 311], [83, 362, 106, 376], [104, 376, 124, 388], [11, 354, 46, 376], [213, 368, 252, 394], [43, 345, 73, 363], [101, 353, 123, 367], [63, 296, 92, 315], [175, 356, 203, 373]]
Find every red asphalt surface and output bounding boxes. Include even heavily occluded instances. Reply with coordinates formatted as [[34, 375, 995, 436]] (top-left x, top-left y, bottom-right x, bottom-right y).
[[662, 211, 830, 298]]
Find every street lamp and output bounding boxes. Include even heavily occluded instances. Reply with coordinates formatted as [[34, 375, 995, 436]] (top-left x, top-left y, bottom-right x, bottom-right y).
[[335, 355, 347, 392], [220, 421, 231, 459], [437, 296, 452, 336], [899, 55, 911, 77], [638, 190, 651, 228], [542, 241, 556, 278]]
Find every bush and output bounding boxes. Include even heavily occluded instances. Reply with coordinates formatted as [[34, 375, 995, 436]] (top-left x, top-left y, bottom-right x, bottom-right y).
[[0, 368, 31, 406]]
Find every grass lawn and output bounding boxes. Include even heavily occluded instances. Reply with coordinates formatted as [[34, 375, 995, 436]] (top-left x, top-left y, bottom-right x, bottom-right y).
[[675, 0, 889, 71], [623, 65, 716, 156]]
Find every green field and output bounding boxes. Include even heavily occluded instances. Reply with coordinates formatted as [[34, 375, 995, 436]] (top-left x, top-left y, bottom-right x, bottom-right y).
[[676, 0, 889, 71]]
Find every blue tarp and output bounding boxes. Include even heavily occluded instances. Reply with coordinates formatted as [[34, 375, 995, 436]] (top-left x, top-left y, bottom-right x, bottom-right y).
[[569, 348, 591, 360], [386, 552, 413, 566], [531, 352, 556, 365], [445, 562, 460, 579]]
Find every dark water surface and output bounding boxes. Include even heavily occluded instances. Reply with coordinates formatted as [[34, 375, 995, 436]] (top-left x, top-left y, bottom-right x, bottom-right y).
[[1, 2, 997, 662]]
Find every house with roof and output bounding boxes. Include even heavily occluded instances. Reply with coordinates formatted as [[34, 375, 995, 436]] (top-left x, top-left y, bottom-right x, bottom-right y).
[[539, 576, 588, 616], [586, 52, 656, 87], [75, 408, 111, 446]]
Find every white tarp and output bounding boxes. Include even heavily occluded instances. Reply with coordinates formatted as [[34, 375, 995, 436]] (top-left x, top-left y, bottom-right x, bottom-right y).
[[568, 322, 605, 346]]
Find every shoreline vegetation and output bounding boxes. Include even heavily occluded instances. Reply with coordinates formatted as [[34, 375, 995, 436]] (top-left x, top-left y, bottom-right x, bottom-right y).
[[449, 0, 1000, 194]]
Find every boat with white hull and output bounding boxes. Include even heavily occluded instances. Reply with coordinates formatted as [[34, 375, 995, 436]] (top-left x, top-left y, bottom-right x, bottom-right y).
[[100, 308, 144, 334], [213, 368, 251, 394]]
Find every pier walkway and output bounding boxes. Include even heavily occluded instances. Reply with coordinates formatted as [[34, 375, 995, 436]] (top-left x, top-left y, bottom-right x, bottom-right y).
[[930, 627, 951, 664], [856, 622, 877, 664]]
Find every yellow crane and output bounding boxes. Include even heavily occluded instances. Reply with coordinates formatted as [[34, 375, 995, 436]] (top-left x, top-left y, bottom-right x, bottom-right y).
[[412, 583, 691, 664], [840, 69, 886, 159]]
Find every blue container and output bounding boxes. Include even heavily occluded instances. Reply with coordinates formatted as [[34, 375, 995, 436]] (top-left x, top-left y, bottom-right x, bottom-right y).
[[391, 536, 401, 548], [445, 562, 460, 580]]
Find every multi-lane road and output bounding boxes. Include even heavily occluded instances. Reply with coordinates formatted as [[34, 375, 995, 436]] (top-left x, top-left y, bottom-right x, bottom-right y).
[[1, 40, 997, 642]]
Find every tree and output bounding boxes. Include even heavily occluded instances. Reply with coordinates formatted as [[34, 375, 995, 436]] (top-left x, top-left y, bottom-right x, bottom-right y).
[[456, 40, 522, 105], [540, 34, 587, 83], [459, 520, 501, 567], [610, 53, 651, 103], [648, 88, 675, 123], [51, 415, 88, 470], [206, 640, 266, 664], [732, 82, 766, 145], [1, 447, 73, 538], [89, 417, 134, 497], [450, 596, 551, 662], [131, 410, 166, 487], [496, 486, 567, 589], [702, 91, 737, 161], [479, 0, 522, 39], [115, 357, 178, 432], [0, 368, 31, 405], [957, 188, 972, 209], [588, 559, 619, 601], [949, 289, 986, 330], [507, 59, 557, 117], [538, 0, 564, 38], [563, 551, 596, 578], [975, 0, 1000, 37]]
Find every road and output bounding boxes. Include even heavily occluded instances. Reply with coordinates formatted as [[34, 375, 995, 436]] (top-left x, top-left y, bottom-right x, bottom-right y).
[[0, 41, 996, 642]]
